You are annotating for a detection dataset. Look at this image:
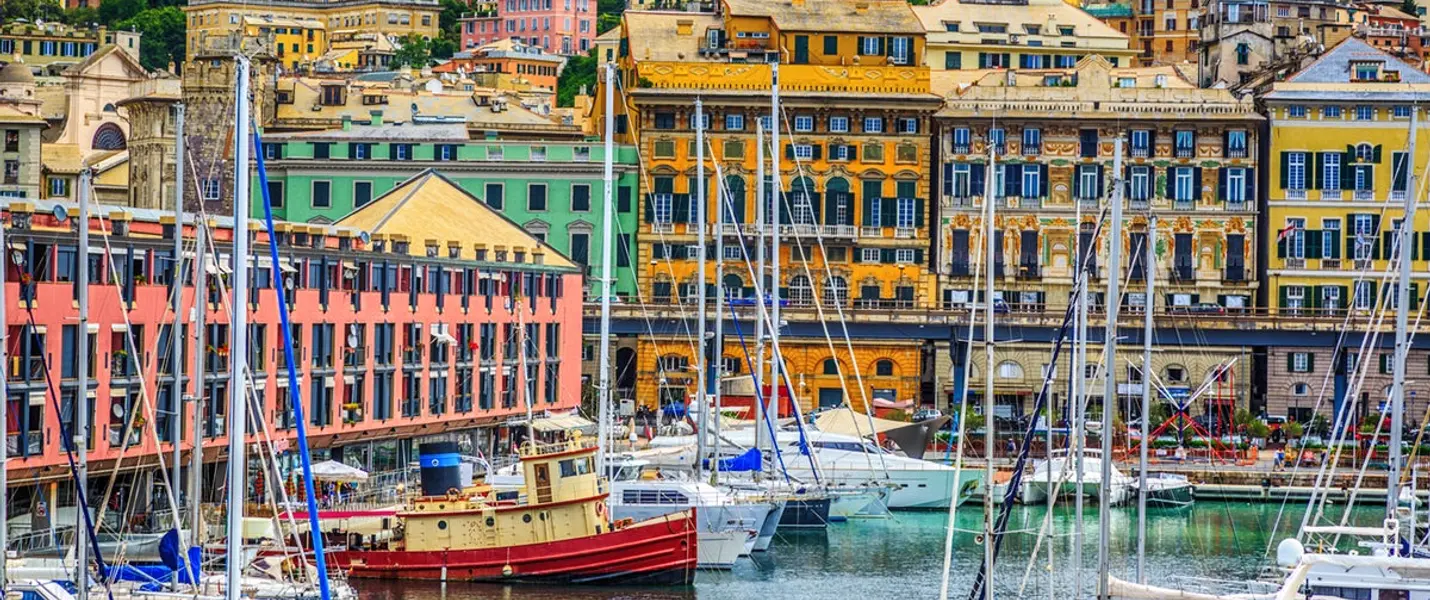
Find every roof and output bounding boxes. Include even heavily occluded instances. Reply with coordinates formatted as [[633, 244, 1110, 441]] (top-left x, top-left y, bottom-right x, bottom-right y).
[[1267, 37, 1430, 101], [0, 104, 46, 126], [335, 170, 575, 269], [41, 145, 123, 176], [275, 77, 571, 131], [913, 0, 1129, 45], [723, 0, 924, 34], [61, 44, 147, 78], [0, 61, 33, 84], [268, 121, 470, 142], [1083, 3, 1134, 18], [241, 15, 326, 30], [474, 38, 565, 63], [623, 12, 724, 63]]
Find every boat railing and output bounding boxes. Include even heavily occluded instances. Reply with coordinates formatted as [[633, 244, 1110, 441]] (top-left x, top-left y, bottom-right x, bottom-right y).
[[7, 526, 76, 556], [1047, 448, 1106, 458], [519, 437, 597, 458]]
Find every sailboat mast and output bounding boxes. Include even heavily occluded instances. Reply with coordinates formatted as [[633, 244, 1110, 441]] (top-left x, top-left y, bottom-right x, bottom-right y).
[[170, 103, 187, 550], [76, 167, 91, 598], [225, 56, 252, 600], [190, 219, 207, 550], [754, 119, 767, 469], [0, 153, 9, 595], [1136, 215, 1156, 583], [1389, 109, 1418, 518], [1097, 137, 1126, 600], [769, 63, 782, 429], [712, 172, 725, 487], [981, 145, 996, 600], [1073, 184, 1086, 599], [596, 63, 615, 476], [695, 97, 708, 479]]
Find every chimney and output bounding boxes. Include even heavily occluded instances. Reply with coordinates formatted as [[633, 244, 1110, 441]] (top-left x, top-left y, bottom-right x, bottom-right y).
[[424, 238, 440, 257], [370, 110, 384, 126], [448, 241, 462, 259]]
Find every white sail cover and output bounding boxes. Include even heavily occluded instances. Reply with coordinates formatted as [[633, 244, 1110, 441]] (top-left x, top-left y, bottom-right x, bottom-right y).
[[814, 407, 917, 438], [310, 460, 369, 483]]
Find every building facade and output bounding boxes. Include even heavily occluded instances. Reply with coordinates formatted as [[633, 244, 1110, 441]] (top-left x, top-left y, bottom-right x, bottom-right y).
[[914, 0, 1136, 72], [1198, 0, 1352, 88], [599, 0, 944, 413], [183, 0, 442, 62], [459, 0, 598, 56], [1128, 0, 1200, 67], [0, 23, 140, 76], [432, 38, 566, 91], [0, 187, 582, 508], [0, 62, 47, 200], [932, 57, 1262, 415], [253, 121, 642, 298]]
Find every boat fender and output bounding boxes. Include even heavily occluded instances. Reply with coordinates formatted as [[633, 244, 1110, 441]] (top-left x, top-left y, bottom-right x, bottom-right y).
[[502, 565, 514, 577], [1276, 538, 1305, 567], [595, 501, 606, 519]]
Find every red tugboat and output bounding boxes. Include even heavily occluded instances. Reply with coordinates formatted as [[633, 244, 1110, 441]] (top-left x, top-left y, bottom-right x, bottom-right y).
[[327, 438, 697, 585]]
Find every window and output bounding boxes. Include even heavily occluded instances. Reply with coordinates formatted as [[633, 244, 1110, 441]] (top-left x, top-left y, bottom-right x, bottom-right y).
[[1226, 168, 1246, 202], [48, 177, 67, 197], [1226, 130, 1247, 158], [1290, 352, 1311, 373], [1324, 106, 1342, 118], [1174, 168, 1195, 201], [945, 52, 962, 69], [1353, 214, 1375, 260], [1286, 218, 1305, 258], [1354, 105, 1374, 121], [875, 360, 895, 376], [1288, 105, 1308, 118], [1129, 166, 1150, 201], [1174, 130, 1195, 156], [1354, 280, 1373, 309], [863, 117, 884, 134], [653, 112, 675, 129], [312, 181, 331, 208], [570, 184, 591, 212], [989, 128, 1006, 153], [793, 144, 814, 160], [860, 36, 881, 55], [202, 178, 221, 201], [1022, 167, 1041, 198], [1395, 105, 1413, 118], [1354, 61, 1383, 81], [1077, 165, 1099, 200], [353, 181, 371, 208], [1323, 153, 1341, 191], [899, 118, 918, 134], [794, 115, 814, 132], [895, 248, 915, 264], [725, 113, 744, 131], [997, 361, 1023, 379], [1287, 152, 1306, 190], [1355, 143, 1374, 163], [861, 248, 880, 263], [1022, 128, 1041, 154], [1322, 218, 1341, 260], [484, 183, 504, 209], [952, 128, 971, 153], [829, 116, 849, 133], [528, 184, 547, 211]]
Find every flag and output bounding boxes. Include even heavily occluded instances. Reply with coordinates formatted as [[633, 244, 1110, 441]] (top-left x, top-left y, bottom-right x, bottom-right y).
[[1277, 223, 1298, 242]]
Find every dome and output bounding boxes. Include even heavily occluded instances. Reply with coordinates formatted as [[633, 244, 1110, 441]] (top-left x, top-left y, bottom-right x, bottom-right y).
[[0, 61, 34, 84]]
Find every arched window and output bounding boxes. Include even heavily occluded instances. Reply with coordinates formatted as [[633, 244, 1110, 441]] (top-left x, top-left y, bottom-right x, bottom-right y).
[[102, 103, 116, 112], [1356, 143, 1375, 162], [723, 175, 746, 224], [790, 176, 817, 225], [1164, 364, 1187, 383], [789, 274, 813, 306], [721, 273, 744, 299], [875, 359, 894, 377], [823, 359, 839, 375], [997, 360, 1024, 379], [1292, 383, 1310, 396], [826, 177, 850, 226], [92, 122, 126, 150], [657, 354, 688, 373], [824, 275, 848, 306]]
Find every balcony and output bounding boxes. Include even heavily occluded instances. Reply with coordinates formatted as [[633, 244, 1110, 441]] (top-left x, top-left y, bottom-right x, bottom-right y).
[[1226, 148, 1249, 159], [652, 222, 674, 234], [825, 225, 858, 238], [1391, 190, 1408, 203], [1171, 266, 1195, 281], [1355, 258, 1374, 269], [1286, 189, 1308, 200], [862, 226, 884, 237], [1323, 189, 1343, 201], [1078, 197, 1099, 209], [1224, 267, 1245, 282], [1354, 190, 1375, 201], [1322, 258, 1341, 270], [1173, 199, 1195, 211], [952, 144, 971, 155], [1131, 146, 1151, 158], [780, 224, 820, 237], [1017, 264, 1041, 280], [1224, 200, 1248, 211], [895, 227, 917, 239], [1174, 146, 1196, 159], [1129, 198, 1150, 210], [946, 196, 973, 208], [1284, 257, 1306, 269], [1019, 196, 1043, 210]]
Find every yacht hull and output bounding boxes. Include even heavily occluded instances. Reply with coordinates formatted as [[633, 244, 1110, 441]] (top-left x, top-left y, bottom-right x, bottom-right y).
[[328, 512, 697, 585], [777, 496, 830, 529], [752, 501, 784, 551]]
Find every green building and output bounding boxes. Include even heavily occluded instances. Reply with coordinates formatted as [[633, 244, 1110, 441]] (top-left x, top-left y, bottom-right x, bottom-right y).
[[253, 120, 642, 298]]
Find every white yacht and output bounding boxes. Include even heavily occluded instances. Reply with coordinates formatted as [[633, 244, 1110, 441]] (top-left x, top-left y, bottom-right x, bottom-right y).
[[1022, 448, 1135, 505], [656, 430, 978, 509]]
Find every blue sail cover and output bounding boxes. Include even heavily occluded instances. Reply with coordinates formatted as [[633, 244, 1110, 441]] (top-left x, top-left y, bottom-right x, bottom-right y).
[[716, 447, 762, 472]]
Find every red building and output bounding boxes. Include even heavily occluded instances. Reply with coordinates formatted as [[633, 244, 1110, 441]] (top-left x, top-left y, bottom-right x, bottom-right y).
[[432, 38, 565, 90], [1, 177, 583, 518], [459, 0, 597, 56], [1359, 5, 1430, 70]]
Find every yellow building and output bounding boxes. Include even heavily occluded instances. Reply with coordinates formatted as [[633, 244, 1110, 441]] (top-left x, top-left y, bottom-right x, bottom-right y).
[[0, 23, 140, 77], [1266, 38, 1430, 319], [599, 0, 945, 413], [183, 0, 441, 65], [914, 0, 1136, 71]]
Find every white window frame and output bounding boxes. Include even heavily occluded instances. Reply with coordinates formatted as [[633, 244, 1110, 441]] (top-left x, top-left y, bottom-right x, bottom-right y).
[[794, 115, 814, 132], [896, 197, 915, 228], [1022, 167, 1040, 198], [1078, 165, 1098, 199], [895, 248, 915, 264], [1323, 218, 1341, 257], [1174, 167, 1195, 201], [1354, 280, 1373, 309], [1354, 105, 1374, 120], [653, 194, 673, 224], [899, 118, 918, 134], [1324, 106, 1342, 118], [1130, 166, 1150, 200], [1289, 105, 1308, 118], [829, 116, 849, 133], [793, 144, 814, 160], [863, 117, 884, 134], [1022, 128, 1041, 151], [1287, 217, 1306, 258], [861, 248, 880, 263], [952, 164, 971, 198], [1287, 152, 1306, 191], [1227, 167, 1246, 202], [202, 178, 221, 201], [1323, 152, 1341, 191], [1322, 286, 1341, 310], [1354, 214, 1374, 260], [1292, 352, 1309, 373], [725, 113, 745, 131], [1287, 285, 1306, 309]]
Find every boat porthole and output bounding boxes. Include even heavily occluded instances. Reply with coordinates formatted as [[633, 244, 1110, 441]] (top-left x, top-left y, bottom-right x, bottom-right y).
[[437, 520, 447, 530], [523, 513, 532, 523], [486, 517, 495, 527]]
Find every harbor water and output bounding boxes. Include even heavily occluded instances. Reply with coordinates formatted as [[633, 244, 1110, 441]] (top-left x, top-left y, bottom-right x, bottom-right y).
[[350, 500, 1380, 599]]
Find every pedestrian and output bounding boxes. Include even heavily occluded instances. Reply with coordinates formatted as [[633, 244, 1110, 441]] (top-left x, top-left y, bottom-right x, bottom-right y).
[[1274, 449, 1284, 471]]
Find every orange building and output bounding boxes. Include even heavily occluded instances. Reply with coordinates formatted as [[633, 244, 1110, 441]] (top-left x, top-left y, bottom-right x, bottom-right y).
[[432, 38, 565, 90]]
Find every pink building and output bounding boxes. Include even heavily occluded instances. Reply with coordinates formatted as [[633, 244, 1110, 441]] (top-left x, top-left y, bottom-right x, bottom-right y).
[[1, 176, 583, 518], [460, 0, 597, 56]]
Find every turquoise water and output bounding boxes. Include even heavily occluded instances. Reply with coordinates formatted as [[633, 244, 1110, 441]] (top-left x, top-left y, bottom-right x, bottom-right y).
[[351, 501, 1381, 599]]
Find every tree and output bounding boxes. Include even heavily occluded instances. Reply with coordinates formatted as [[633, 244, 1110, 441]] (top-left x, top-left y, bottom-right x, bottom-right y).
[[117, 7, 185, 72], [1401, 0, 1421, 17], [557, 50, 596, 107], [1285, 421, 1305, 440], [439, 0, 470, 39], [2, 0, 63, 22], [597, 0, 624, 34], [392, 34, 433, 68], [430, 37, 457, 61], [98, 0, 147, 26], [63, 6, 99, 26]]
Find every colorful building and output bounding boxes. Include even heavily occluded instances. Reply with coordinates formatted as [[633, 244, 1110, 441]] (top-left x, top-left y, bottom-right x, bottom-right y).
[[253, 120, 642, 298], [0, 63, 47, 200], [1128, 0, 1200, 67], [183, 0, 442, 62], [597, 0, 944, 413], [932, 57, 1262, 414], [1355, 5, 1430, 71], [914, 0, 1136, 71], [1198, 0, 1353, 88], [0, 177, 582, 512], [432, 38, 567, 91], [0, 23, 140, 77], [459, 0, 598, 56]]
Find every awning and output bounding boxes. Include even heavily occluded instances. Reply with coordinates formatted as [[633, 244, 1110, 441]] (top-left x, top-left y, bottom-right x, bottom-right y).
[[310, 460, 369, 483], [814, 407, 920, 438], [278, 260, 298, 274], [530, 413, 596, 434], [431, 331, 457, 345]]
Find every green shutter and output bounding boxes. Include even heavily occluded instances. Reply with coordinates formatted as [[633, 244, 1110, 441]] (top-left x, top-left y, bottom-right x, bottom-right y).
[[915, 198, 925, 228], [1286, 353, 1295, 372], [1311, 152, 1324, 190], [1373, 144, 1383, 163], [1279, 152, 1289, 189], [1279, 286, 1288, 310], [1306, 229, 1321, 259], [1309, 353, 1316, 372]]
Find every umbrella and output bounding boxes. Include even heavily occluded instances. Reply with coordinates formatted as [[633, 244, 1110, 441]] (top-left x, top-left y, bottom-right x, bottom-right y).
[[309, 460, 369, 483]]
